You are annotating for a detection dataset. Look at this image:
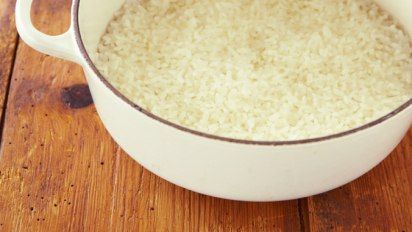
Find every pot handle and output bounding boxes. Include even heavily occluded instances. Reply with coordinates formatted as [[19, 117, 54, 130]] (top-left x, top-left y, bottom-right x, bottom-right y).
[[15, 0, 80, 63]]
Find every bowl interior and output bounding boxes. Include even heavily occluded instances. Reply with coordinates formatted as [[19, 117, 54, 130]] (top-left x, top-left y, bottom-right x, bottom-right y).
[[78, 0, 126, 59]]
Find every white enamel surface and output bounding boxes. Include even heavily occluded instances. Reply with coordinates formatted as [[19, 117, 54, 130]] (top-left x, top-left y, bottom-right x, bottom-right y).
[[16, 0, 412, 201], [375, 0, 412, 35], [15, 0, 79, 62], [85, 65, 412, 200], [78, 0, 125, 60]]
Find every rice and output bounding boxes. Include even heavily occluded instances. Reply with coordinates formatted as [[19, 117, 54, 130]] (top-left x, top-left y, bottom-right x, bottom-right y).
[[94, 0, 412, 141]]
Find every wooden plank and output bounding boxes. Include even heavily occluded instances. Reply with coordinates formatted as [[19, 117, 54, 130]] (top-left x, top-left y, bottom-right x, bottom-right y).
[[307, 129, 412, 231], [0, 0, 301, 231], [0, 0, 18, 123]]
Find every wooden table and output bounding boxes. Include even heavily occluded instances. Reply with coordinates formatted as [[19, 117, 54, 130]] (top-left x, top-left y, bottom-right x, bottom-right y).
[[0, 0, 411, 231]]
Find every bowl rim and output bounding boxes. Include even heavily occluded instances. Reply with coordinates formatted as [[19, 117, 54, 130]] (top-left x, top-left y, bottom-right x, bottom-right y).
[[72, 0, 412, 146]]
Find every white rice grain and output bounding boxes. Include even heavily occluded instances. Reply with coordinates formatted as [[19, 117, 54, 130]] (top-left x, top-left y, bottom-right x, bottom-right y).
[[94, 0, 412, 140]]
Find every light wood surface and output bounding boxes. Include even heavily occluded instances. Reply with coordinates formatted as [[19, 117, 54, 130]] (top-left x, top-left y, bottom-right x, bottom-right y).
[[307, 129, 412, 231], [0, 0, 17, 121], [0, 0, 410, 231]]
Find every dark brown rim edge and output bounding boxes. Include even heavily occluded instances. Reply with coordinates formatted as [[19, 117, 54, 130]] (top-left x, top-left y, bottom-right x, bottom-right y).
[[73, 0, 412, 146]]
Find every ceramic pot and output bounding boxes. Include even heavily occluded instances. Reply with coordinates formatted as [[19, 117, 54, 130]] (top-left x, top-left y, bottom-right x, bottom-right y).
[[15, 0, 412, 201]]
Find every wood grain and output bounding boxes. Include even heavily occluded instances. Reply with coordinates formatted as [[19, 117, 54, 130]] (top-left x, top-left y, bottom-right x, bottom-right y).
[[0, 0, 18, 123], [307, 129, 412, 232], [0, 0, 411, 231], [0, 0, 301, 231]]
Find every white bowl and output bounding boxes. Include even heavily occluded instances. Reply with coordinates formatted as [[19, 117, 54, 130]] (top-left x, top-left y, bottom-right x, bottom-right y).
[[15, 0, 412, 201]]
